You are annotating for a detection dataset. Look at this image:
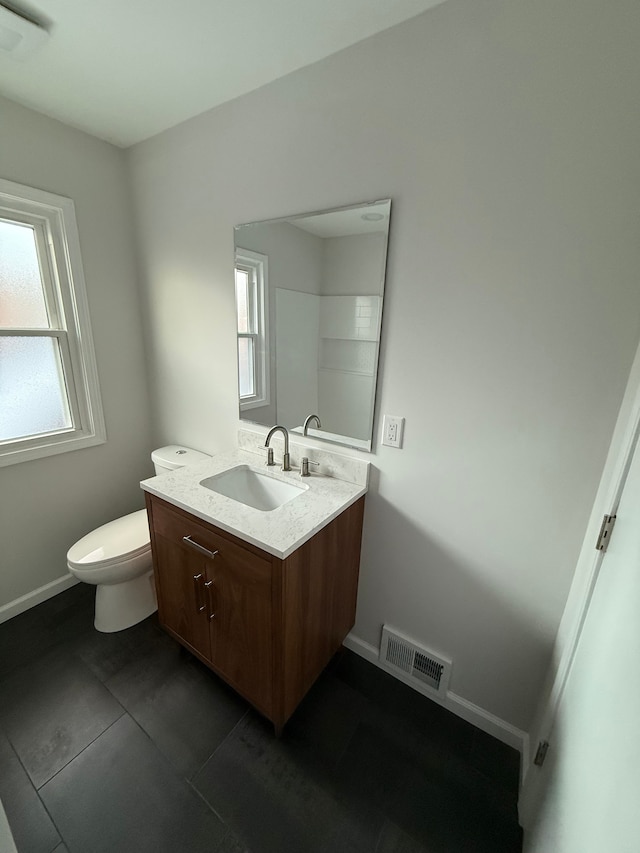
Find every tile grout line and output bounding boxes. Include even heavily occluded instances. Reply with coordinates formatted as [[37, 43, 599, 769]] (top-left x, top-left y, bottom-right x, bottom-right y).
[[330, 697, 371, 774], [8, 642, 131, 794], [120, 711, 239, 837], [188, 707, 251, 784], [186, 778, 230, 829], [4, 709, 122, 853], [36, 711, 127, 793], [0, 590, 114, 853], [185, 708, 253, 832], [0, 730, 65, 851]]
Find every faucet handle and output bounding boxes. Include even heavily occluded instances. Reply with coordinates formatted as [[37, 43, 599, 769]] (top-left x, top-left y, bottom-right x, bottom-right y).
[[266, 447, 275, 466], [300, 457, 320, 477]]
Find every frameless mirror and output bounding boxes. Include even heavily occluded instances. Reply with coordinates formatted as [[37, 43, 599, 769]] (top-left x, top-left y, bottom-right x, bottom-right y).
[[234, 199, 391, 451]]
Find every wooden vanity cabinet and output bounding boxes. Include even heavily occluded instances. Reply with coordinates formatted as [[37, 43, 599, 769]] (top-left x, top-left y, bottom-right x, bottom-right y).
[[145, 492, 365, 733]]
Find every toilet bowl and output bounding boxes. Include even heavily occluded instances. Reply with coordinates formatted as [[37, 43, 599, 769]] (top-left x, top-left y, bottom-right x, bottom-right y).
[[67, 445, 210, 633], [67, 510, 154, 633]]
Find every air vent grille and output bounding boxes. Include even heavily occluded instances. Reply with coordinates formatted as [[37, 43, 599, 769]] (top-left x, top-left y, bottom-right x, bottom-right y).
[[379, 626, 451, 697], [385, 635, 413, 673], [413, 651, 444, 690]]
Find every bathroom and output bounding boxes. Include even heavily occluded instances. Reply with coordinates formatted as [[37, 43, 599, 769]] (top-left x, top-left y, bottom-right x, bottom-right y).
[[1, 0, 640, 850]]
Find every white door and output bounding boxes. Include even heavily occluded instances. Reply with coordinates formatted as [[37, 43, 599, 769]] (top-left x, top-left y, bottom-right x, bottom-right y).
[[525, 434, 640, 851]]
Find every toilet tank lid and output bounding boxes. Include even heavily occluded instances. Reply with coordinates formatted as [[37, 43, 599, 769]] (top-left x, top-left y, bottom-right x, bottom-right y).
[[151, 445, 211, 470]]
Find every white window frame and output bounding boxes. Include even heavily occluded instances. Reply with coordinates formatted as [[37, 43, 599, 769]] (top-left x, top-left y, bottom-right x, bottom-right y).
[[0, 178, 106, 467], [235, 248, 270, 411]]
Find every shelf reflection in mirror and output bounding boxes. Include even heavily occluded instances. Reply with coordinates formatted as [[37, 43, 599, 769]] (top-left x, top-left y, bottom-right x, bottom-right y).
[[234, 199, 391, 452]]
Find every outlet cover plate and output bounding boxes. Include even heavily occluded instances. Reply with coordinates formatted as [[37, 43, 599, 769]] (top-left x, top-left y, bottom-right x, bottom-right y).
[[382, 415, 404, 448]]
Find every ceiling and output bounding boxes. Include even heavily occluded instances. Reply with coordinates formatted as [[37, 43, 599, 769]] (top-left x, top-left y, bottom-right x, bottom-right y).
[[0, 0, 448, 148], [288, 201, 391, 238]]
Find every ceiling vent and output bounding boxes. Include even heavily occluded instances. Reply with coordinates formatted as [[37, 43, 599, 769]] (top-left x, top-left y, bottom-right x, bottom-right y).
[[0, 3, 49, 61], [379, 625, 451, 698]]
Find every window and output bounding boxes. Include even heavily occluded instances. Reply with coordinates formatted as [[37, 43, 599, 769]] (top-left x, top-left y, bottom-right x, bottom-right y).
[[235, 248, 269, 410], [0, 178, 105, 466]]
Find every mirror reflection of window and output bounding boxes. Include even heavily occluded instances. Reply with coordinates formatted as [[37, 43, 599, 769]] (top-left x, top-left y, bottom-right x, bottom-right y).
[[235, 249, 269, 410], [234, 267, 254, 398]]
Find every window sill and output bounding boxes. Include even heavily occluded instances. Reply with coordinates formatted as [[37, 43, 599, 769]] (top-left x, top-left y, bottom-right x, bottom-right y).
[[0, 427, 106, 468]]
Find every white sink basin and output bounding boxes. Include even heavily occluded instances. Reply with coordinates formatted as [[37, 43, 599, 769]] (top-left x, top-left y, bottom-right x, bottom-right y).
[[200, 465, 307, 512]]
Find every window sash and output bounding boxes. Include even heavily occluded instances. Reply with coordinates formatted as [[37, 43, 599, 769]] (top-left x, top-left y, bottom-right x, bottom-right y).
[[235, 265, 257, 335], [0, 328, 83, 442], [0, 211, 62, 330], [0, 333, 73, 443], [237, 333, 257, 399]]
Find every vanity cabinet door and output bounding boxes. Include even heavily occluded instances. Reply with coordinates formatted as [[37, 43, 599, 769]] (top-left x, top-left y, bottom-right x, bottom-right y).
[[205, 540, 273, 715], [148, 499, 220, 660], [148, 496, 273, 715], [152, 529, 212, 661]]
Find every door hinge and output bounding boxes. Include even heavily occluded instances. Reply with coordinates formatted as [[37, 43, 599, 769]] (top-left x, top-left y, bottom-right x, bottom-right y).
[[595, 514, 616, 552], [534, 740, 550, 767]]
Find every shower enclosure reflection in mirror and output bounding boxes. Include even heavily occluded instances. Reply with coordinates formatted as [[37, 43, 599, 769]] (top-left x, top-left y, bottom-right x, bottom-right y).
[[234, 199, 391, 452]]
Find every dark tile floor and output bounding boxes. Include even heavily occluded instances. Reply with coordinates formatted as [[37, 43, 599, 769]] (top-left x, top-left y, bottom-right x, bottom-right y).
[[0, 584, 522, 853]]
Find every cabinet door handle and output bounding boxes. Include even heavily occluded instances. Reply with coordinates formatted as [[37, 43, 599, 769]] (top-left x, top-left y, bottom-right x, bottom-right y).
[[193, 573, 206, 613], [183, 535, 219, 561], [204, 580, 216, 620]]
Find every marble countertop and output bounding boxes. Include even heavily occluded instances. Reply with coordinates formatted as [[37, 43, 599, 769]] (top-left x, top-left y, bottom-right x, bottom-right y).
[[140, 448, 367, 559]]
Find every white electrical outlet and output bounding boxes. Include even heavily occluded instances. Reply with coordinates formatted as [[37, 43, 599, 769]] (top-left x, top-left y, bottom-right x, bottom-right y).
[[382, 415, 404, 448]]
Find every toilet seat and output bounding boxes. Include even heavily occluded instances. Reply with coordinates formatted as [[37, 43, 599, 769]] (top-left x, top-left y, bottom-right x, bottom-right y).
[[67, 509, 150, 570]]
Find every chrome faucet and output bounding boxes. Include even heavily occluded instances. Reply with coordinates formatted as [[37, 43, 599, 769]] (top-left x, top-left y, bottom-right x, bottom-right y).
[[303, 414, 322, 436], [265, 425, 291, 471]]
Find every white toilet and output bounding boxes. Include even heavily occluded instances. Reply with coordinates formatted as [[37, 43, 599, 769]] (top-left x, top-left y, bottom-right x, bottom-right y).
[[67, 445, 211, 633]]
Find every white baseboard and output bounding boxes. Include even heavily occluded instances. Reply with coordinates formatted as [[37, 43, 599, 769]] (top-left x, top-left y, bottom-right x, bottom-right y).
[[343, 633, 529, 779], [0, 574, 79, 624]]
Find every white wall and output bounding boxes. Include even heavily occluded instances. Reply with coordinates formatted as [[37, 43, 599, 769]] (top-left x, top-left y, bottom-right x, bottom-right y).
[[322, 233, 387, 296], [320, 235, 385, 438], [0, 96, 152, 610], [275, 289, 320, 428], [128, 0, 640, 730]]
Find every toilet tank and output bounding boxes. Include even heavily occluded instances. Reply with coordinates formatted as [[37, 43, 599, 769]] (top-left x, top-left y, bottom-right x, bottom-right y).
[[151, 445, 211, 475]]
